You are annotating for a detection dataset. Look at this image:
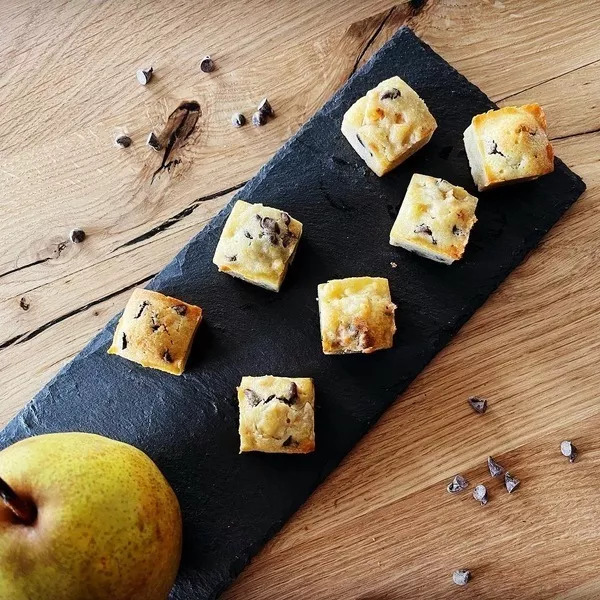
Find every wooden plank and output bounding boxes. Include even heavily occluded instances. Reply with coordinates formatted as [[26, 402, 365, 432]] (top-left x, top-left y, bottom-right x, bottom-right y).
[[1, 0, 599, 597]]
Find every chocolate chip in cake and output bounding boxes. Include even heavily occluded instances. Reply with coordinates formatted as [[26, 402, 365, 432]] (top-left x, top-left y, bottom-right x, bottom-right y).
[[282, 436, 293, 447], [200, 56, 215, 73], [380, 88, 401, 101], [69, 229, 86, 244], [136, 67, 153, 85], [452, 225, 463, 236], [281, 212, 291, 226], [487, 140, 506, 157], [121, 332, 128, 350], [115, 135, 132, 148], [244, 230, 253, 239], [414, 224, 433, 236], [473, 484, 488, 505], [163, 349, 173, 363], [150, 314, 161, 332], [288, 381, 298, 401], [226, 254, 237, 262], [355, 134, 373, 156], [244, 389, 261, 406], [257, 98, 274, 118], [252, 111, 267, 127], [468, 396, 487, 414], [447, 474, 468, 494], [146, 131, 161, 152], [504, 472, 520, 493], [487, 456, 504, 478], [560, 440, 578, 463], [172, 304, 187, 316], [260, 217, 280, 234], [134, 301, 150, 319], [19, 297, 30, 311], [452, 570, 471, 586], [231, 112, 246, 127]]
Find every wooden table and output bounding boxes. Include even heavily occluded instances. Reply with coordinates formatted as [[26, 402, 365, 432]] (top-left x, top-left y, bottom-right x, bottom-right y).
[[1, 1, 599, 597]]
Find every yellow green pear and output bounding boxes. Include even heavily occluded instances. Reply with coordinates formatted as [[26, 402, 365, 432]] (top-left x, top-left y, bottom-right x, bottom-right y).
[[0, 432, 182, 600]]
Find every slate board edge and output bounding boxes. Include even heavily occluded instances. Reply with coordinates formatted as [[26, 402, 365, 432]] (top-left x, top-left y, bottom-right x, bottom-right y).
[[0, 26, 586, 600]]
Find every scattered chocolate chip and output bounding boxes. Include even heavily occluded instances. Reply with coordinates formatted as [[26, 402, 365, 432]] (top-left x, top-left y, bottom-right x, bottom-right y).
[[487, 456, 504, 478], [282, 436, 293, 447], [447, 474, 468, 494], [281, 212, 291, 226], [452, 570, 471, 586], [380, 88, 401, 101], [473, 484, 488, 505], [257, 98, 274, 117], [200, 55, 215, 73], [146, 131, 161, 151], [69, 229, 86, 244], [252, 111, 267, 127], [468, 396, 487, 414], [114, 135, 132, 148], [244, 389, 261, 406], [244, 230, 253, 239], [172, 304, 187, 316], [226, 255, 237, 262], [163, 349, 173, 362], [560, 440, 578, 463], [134, 301, 150, 319], [231, 113, 246, 127], [121, 332, 128, 350], [504, 472, 520, 493], [19, 297, 30, 311], [136, 67, 153, 85]]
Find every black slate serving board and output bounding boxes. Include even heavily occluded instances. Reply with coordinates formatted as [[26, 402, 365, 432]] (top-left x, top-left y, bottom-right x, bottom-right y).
[[0, 28, 585, 599]]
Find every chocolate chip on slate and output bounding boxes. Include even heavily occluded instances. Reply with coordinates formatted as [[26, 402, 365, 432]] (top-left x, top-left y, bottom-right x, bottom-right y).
[[487, 456, 504, 478], [200, 56, 215, 73], [252, 111, 267, 127], [473, 484, 488, 505], [452, 570, 471, 586], [121, 332, 128, 350], [172, 304, 187, 316], [134, 301, 150, 319], [146, 132, 161, 151], [380, 88, 401, 100], [560, 440, 578, 463], [19, 297, 30, 311], [244, 389, 261, 406], [136, 67, 153, 85], [282, 436, 293, 447], [468, 396, 487, 414], [504, 472, 520, 493], [257, 98, 274, 118], [69, 229, 86, 244], [163, 349, 173, 363], [447, 474, 468, 494], [231, 113, 246, 127], [114, 135, 132, 148]]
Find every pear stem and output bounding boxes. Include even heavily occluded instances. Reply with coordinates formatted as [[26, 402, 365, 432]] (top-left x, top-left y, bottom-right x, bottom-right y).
[[0, 476, 36, 525]]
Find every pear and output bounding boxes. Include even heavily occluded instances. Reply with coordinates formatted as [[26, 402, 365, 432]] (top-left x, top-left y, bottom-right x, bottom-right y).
[[0, 432, 182, 600]]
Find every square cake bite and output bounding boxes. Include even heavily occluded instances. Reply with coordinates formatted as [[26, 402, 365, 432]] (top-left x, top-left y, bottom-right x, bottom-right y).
[[317, 277, 396, 354], [108, 288, 202, 375], [463, 103, 554, 191], [389, 173, 478, 264], [341, 76, 437, 176], [238, 376, 315, 454], [213, 200, 303, 291]]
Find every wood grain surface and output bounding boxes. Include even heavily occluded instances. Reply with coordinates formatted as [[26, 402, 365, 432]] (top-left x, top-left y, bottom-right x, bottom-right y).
[[1, 1, 599, 598]]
